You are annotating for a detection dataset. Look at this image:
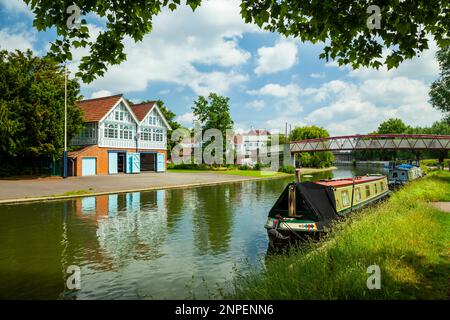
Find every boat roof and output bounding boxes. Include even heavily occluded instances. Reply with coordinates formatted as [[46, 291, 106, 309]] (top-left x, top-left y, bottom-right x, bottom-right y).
[[314, 175, 385, 188]]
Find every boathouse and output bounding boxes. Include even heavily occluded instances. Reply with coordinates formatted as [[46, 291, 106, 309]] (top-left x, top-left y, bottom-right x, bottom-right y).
[[68, 94, 171, 176]]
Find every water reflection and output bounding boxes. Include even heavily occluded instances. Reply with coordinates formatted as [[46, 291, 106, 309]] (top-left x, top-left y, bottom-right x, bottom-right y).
[[0, 166, 387, 299]]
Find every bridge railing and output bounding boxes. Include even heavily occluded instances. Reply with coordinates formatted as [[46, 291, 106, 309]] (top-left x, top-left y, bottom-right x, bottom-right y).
[[290, 134, 450, 153]]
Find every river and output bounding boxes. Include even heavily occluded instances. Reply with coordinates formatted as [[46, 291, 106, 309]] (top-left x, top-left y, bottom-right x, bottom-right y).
[[0, 166, 387, 299]]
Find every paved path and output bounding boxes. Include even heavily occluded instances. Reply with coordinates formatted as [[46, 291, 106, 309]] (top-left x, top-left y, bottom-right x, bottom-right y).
[[431, 202, 450, 213], [0, 172, 272, 204]]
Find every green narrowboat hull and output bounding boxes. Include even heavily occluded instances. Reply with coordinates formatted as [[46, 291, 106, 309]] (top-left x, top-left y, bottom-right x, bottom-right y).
[[265, 175, 391, 246]]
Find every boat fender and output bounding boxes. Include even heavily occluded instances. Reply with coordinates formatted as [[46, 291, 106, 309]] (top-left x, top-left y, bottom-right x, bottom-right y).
[[268, 228, 290, 240]]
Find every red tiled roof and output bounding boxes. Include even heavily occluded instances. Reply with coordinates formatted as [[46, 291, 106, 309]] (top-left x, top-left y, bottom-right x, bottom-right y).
[[77, 94, 123, 122], [130, 101, 157, 122], [68, 145, 97, 158]]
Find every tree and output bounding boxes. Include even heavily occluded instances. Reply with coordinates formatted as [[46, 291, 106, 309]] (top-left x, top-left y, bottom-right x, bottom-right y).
[[429, 46, 450, 122], [289, 125, 334, 168], [0, 49, 84, 161], [192, 93, 234, 163], [192, 93, 234, 134], [26, 0, 449, 83], [377, 118, 410, 134]]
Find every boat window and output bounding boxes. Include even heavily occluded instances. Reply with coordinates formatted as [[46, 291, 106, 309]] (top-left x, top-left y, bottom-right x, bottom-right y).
[[365, 185, 371, 197], [341, 191, 350, 207], [374, 184, 378, 194], [380, 182, 385, 190], [355, 188, 361, 202]]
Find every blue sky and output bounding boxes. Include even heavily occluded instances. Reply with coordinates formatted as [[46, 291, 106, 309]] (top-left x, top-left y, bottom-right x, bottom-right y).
[[0, 0, 444, 135]]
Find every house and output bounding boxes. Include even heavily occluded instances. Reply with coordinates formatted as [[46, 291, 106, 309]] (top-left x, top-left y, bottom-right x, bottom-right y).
[[68, 94, 171, 176], [236, 129, 271, 165]]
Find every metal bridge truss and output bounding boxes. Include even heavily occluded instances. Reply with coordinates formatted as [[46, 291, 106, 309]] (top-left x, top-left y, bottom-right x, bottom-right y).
[[290, 134, 450, 153]]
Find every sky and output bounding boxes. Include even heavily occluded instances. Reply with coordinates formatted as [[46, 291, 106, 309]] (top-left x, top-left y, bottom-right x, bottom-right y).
[[0, 0, 444, 135]]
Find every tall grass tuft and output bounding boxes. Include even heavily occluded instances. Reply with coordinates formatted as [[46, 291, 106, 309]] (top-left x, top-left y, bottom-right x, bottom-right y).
[[230, 171, 450, 300]]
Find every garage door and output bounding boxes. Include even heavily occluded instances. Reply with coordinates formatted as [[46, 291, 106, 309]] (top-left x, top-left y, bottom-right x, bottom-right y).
[[140, 153, 156, 171], [108, 152, 118, 174], [82, 157, 96, 176]]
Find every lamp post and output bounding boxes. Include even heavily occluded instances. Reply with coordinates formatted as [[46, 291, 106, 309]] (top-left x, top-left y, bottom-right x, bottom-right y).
[[63, 63, 68, 178]]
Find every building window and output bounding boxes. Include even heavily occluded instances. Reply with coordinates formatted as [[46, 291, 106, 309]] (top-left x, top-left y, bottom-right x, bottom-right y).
[[114, 110, 125, 121], [365, 185, 371, 197], [148, 110, 161, 126], [120, 125, 133, 140], [104, 124, 118, 139], [153, 128, 164, 142], [141, 128, 152, 141], [341, 191, 350, 207], [80, 124, 94, 139]]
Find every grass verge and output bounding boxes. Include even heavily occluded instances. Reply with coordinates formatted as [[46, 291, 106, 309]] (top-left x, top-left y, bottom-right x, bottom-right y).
[[167, 169, 290, 177], [230, 171, 450, 299]]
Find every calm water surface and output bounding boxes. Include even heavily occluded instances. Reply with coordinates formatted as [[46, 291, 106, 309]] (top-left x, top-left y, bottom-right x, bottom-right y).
[[0, 166, 386, 299]]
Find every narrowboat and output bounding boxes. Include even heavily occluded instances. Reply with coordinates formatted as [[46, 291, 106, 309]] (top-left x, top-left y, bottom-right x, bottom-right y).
[[265, 175, 390, 248], [388, 164, 424, 187]]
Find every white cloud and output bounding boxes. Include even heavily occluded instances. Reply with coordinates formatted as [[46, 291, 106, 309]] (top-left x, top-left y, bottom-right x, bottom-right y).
[[0, 28, 36, 52], [245, 100, 265, 110], [0, 0, 33, 17], [310, 72, 326, 79], [176, 112, 195, 126], [248, 83, 300, 98], [302, 77, 443, 136], [90, 90, 112, 99], [255, 38, 298, 75], [75, 0, 256, 96]]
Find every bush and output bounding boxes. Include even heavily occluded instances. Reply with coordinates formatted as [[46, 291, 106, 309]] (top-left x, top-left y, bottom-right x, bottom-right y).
[[421, 159, 450, 167], [168, 163, 211, 170], [278, 165, 296, 174]]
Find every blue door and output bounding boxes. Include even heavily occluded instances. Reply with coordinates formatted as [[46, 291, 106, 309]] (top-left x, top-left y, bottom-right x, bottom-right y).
[[108, 152, 118, 174], [126, 152, 141, 174], [132, 153, 140, 173], [81, 157, 96, 176], [156, 153, 165, 172]]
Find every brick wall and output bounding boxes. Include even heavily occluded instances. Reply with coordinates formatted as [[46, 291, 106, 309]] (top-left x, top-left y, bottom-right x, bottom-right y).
[[72, 146, 167, 176]]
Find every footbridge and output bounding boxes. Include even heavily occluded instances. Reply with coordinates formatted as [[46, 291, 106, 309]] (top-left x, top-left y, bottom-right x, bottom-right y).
[[290, 134, 450, 153]]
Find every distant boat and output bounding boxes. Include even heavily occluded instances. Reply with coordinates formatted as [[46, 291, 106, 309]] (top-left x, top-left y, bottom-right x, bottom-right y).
[[388, 164, 424, 188], [265, 175, 390, 248]]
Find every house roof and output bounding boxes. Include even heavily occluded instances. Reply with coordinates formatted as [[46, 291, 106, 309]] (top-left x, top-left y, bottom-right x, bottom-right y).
[[77, 94, 123, 122], [68, 145, 97, 159], [245, 129, 270, 136], [130, 101, 157, 122], [76, 94, 171, 129]]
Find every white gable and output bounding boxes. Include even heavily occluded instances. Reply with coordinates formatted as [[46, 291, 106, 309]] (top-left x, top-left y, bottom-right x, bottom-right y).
[[141, 105, 171, 130], [102, 100, 138, 125]]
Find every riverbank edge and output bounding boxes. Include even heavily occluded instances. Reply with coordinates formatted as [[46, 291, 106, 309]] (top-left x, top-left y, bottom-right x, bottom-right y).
[[0, 167, 336, 205], [230, 171, 450, 299]]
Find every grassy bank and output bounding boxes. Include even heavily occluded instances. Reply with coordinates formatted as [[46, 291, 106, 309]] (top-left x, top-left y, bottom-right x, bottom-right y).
[[168, 166, 336, 177], [231, 171, 450, 299], [167, 169, 290, 177]]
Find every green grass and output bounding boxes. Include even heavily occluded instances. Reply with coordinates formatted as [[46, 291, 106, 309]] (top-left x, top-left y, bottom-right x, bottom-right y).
[[52, 189, 93, 197], [230, 171, 450, 300], [168, 168, 290, 178], [217, 170, 290, 177]]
